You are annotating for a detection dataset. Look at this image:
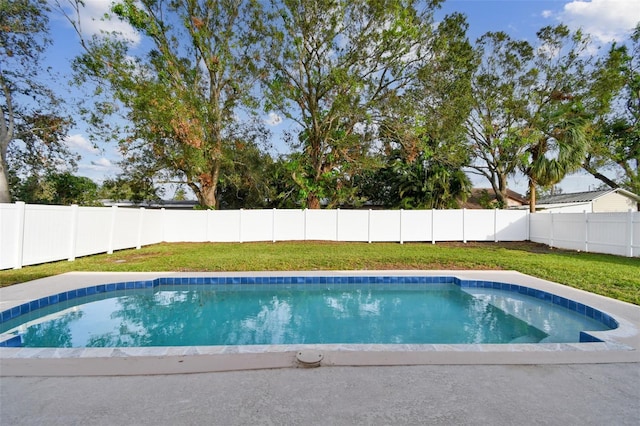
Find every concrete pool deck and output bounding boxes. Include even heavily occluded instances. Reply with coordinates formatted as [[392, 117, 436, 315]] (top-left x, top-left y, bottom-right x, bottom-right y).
[[2, 363, 639, 425], [1, 270, 639, 376]]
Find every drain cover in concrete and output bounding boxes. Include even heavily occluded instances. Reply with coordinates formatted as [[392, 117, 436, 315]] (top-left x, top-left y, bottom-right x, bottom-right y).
[[296, 350, 324, 367]]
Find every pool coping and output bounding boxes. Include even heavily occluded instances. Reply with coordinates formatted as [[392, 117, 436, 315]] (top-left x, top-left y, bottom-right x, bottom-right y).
[[1, 270, 639, 376]]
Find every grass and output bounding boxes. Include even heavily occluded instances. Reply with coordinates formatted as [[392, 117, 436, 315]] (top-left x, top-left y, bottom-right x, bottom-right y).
[[0, 241, 638, 305]]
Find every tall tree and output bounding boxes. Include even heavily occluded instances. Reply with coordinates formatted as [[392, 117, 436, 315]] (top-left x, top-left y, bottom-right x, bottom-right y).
[[67, 0, 266, 208], [262, 0, 445, 208], [522, 26, 598, 212], [584, 24, 640, 198], [466, 32, 534, 208], [1, 0, 74, 203], [365, 12, 474, 209]]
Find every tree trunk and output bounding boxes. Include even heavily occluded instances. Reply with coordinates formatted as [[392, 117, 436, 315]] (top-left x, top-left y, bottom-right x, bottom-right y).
[[307, 192, 321, 209], [529, 178, 536, 213], [497, 174, 508, 209], [0, 160, 10, 203], [199, 181, 217, 209]]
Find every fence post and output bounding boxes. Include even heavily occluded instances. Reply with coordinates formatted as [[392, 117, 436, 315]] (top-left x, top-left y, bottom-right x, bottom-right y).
[[399, 209, 404, 244], [549, 213, 554, 248], [335, 208, 340, 241], [13, 201, 26, 270], [136, 207, 145, 250], [205, 209, 211, 242], [161, 208, 166, 242], [626, 210, 633, 257], [239, 209, 243, 243], [368, 209, 372, 244], [107, 205, 118, 254], [462, 208, 467, 244], [272, 208, 276, 243], [584, 211, 589, 253], [68, 204, 79, 261], [303, 208, 307, 241], [431, 208, 435, 244], [494, 209, 498, 243]]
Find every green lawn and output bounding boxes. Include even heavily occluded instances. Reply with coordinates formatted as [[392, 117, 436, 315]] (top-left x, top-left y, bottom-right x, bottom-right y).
[[1, 241, 638, 305]]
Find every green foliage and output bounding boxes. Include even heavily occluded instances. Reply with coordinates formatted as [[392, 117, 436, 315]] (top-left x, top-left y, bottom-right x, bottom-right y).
[[360, 150, 471, 209], [216, 139, 275, 209], [12, 172, 100, 205], [1, 0, 74, 203], [68, 0, 267, 208], [520, 25, 599, 210], [467, 31, 535, 208], [99, 175, 162, 205], [584, 24, 640, 199], [262, 0, 447, 208]]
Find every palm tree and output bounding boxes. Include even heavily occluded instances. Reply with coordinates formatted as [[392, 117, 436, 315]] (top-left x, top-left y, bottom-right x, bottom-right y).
[[525, 110, 590, 212]]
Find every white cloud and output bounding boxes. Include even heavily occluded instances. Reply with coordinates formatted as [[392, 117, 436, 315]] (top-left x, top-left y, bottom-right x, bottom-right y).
[[65, 0, 141, 45], [541, 10, 554, 19], [560, 0, 640, 42], [92, 158, 113, 168], [265, 112, 283, 126], [80, 157, 115, 171], [64, 134, 99, 154]]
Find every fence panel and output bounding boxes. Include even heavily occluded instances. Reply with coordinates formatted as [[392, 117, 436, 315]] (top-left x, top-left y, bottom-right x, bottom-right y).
[[586, 212, 629, 257], [0, 204, 19, 269], [464, 210, 496, 241], [368, 210, 400, 242], [401, 210, 433, 242], [21, 205, 74, 266], [273, 210, 305, 241], [433, 210, 464, 241], [338, 210, 370, 242], [205, 210, 240, 242], [633, 213, 640, 257], [75, 207, 112, 257], [140, 209, 164, 246], [111, 207, 143, 250], [550, 213, 586, 252], [529, 213, 551, 245], [496, 210, 529, 241], [530, 211, 638, 257], [163, 210, 208, 242], [241, 210, 273, 242], [305, 210, 338, 241]]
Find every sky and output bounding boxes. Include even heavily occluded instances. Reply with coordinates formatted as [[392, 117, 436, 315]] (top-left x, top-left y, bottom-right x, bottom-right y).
[[43, 0, 640, 197]]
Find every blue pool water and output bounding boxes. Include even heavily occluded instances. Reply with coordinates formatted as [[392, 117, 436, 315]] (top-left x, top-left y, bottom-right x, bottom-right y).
[[0, 277, 615, 348]]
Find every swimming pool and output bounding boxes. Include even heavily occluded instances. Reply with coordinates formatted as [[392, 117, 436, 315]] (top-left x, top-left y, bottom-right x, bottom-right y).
[[1, 271, 638, 375], [0, 275, 617, 348]]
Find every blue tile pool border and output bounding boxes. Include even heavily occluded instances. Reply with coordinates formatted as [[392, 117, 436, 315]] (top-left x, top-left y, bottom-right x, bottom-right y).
[[0, 275, 619, 347]]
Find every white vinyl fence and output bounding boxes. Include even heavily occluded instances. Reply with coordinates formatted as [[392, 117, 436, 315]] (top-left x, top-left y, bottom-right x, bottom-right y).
[[530, 211, 639, 258], [1, 202, 637, 270]]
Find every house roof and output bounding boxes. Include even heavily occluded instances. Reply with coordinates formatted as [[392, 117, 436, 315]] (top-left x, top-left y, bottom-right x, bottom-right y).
[[537, 188, 640, 205], [462, 188, 528, 209]]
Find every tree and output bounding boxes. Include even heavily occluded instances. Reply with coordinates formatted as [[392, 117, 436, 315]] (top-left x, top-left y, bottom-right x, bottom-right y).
[[362, 12, 474, 209], [1, 0, 75, 203], [12, 171, 99, 205], [359, 149, 471, 209], [216, 138, 275, 209], [584, 24, 640, 198], [522, 26, 600, 212], [262, 0, 446, 208], [66, 0, 267, 209], [466, 31, 534, 208]]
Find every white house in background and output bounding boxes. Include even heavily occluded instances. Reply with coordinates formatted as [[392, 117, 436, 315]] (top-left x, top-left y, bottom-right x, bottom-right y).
[[535, 188, 640, 213]]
